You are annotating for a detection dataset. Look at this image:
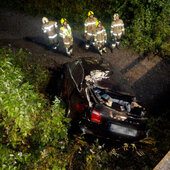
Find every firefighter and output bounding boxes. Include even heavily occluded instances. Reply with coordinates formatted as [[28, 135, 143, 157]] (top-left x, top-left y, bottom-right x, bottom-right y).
[[41, 17, 59, 50], [110, 13, 125, 50], [59, 18, 73, 57], [94, 21, 107, 55], [84, 11, 98, 50]]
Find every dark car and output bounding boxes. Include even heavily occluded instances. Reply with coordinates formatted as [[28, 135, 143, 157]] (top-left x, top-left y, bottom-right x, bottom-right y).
[[59, 57, 148, 141]]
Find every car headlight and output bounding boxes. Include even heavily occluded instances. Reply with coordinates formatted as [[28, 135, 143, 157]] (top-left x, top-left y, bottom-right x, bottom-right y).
[[110, 124, 137, 137]]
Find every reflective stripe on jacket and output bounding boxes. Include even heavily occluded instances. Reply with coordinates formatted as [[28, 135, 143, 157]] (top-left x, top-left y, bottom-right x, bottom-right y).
[[84, 17, 98, 36], [94, 26, 107, 44], [42, 21, 58, 37], [110, 19, 124, 36], [59, 24, 72, 39], [59, 24, 73, 48]]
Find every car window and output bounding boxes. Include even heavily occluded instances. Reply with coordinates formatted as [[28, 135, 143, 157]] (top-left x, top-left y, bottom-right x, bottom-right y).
[[68, 60, 84, 92]]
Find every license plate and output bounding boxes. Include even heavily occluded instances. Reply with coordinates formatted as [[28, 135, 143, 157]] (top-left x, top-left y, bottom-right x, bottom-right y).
[[110, 124, 137, 137]]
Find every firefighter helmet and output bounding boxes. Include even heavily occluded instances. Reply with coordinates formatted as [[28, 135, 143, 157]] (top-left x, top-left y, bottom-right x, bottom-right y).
[[42, 17, 49, 24], [60, 18, 67, 25], [88, 11, 94, 17], [113, 13, 119, 19], [95, 21, 101, 27]]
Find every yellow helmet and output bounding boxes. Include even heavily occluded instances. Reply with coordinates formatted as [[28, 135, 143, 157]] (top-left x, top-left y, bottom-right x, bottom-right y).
[[42, 17, 49, 24], [60, 18, 67, 25], [96, 21, 101, 27], [88, 11, 94, 17]]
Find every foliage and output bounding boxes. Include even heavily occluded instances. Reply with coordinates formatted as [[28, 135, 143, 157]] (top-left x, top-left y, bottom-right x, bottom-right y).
[[1, 0, 170, 57], [124, 0, 170, 56], [0, 47, 70, 169], [35, 97, 70, 147], [0, 48, 44, 147], [0, 143, 32, 169], [12, 48, 49, 93]]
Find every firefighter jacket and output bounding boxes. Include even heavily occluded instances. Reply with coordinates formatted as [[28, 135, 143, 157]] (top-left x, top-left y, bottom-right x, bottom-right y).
[[94, 26, 107, 46], [84, 17, 98, 39], [59, 24, 73, 48], [111, 19, 125, 37], [42, 21, 58, 40]]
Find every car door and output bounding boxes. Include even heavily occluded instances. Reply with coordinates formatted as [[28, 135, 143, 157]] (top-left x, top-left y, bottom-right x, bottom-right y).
[[66, 60, 85, 119], [68, 60, 84, 93]]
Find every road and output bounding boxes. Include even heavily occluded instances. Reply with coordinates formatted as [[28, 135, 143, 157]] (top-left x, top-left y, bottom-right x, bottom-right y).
[[1, 7, 170, 113]]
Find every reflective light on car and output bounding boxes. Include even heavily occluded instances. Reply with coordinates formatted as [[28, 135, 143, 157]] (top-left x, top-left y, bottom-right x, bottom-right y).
[[110, 124, 137, 137], [91, 109, 102, 123]]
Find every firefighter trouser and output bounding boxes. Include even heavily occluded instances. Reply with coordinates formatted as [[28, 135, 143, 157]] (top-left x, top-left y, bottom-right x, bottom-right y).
[[63, 37, 73, 56], [111, 35, 122, 49], [48, 34, 59, 49], [85, 35, 95, 49], [48, 34, 58, 44]]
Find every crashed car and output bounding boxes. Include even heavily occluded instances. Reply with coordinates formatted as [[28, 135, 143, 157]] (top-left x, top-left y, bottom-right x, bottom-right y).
[[60, 57, 148, 141]]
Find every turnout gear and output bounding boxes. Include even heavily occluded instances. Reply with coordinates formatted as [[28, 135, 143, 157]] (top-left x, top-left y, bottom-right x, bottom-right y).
[[42, 17, 59, 50], [59, 21, 73, 56], [94, 21, 107, 55], [111, 13, 125, 49], [84, 11, 98, 49]]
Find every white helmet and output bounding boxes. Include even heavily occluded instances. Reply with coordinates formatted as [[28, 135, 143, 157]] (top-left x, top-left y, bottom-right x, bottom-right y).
[[113, 13, 119, 19], [42, 17, 49, 24]]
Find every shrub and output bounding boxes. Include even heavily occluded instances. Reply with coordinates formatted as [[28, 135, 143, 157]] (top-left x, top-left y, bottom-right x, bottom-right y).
[[0, 47, 70, 169], [0, 48, 44, 147]]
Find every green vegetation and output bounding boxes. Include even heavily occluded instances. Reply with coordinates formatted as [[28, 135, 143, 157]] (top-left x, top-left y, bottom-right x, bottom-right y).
[[2, 0, 170, 57], [0, 47, 169, 169], [0, 47, 70, 169]]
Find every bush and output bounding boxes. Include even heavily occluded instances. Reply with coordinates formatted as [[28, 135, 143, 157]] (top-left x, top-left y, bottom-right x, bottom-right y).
[[0, 48, 44, 147], [0, 47, 70, 169], [125, 0, 170, 56]]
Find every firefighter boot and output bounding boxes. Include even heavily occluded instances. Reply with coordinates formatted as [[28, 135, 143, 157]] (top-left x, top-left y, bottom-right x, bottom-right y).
[[52, 42, 59, 50], [66, 48, 71, 57], [111, 38, 116, 52], [68, 45, 73, 56], [103, 47, 107, 53], [85, 40, 90, 50], [116, 39, 121, 49], [111, 44, 116, 53], [69, 45, 73, 56], [99, 49, 102, 56], [98, 46, 102, 55]]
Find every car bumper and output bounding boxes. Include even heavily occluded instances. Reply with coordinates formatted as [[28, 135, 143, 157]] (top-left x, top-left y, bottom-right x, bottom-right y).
[[80, 120, 147, 141]]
